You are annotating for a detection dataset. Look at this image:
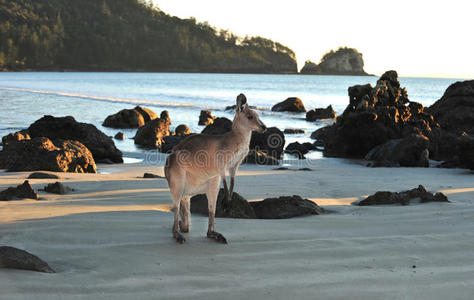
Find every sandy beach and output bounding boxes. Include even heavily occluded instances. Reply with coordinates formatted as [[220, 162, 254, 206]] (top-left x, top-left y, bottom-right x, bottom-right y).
[[1, 158, 473, 300]]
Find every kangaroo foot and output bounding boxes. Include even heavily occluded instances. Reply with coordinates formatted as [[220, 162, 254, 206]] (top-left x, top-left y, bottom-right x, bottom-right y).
[[179, 221, 189, 233], [207, 231, 227, 244], [173, 231, 186, 244]]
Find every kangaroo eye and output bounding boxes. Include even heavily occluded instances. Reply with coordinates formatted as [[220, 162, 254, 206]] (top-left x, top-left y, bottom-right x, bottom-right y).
[[247, 115, 254, 120]]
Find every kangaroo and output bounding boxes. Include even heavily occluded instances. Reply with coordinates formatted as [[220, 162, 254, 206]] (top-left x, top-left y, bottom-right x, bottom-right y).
[[164, 94, 267, 244]]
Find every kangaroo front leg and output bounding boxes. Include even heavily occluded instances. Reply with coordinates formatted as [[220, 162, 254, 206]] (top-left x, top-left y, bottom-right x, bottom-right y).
[[206, 177, 227, 244], [222, 176, 231, 203], [229, 167, 237, 200]]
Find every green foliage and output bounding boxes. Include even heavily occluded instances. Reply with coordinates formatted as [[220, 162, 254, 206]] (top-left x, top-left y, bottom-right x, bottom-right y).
[[0, 0, 297, 73], [320, 47, 362, 64]]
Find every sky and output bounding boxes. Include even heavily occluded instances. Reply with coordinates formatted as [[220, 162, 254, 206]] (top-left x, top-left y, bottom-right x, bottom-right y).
[[155, 0, 473, 78]]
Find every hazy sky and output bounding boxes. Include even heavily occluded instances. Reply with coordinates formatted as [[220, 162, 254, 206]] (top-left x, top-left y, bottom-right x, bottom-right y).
[[156, 0, 473, 78]]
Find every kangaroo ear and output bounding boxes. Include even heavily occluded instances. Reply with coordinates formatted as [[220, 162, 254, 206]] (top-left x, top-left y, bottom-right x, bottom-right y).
[[236, 94, 247, 112]]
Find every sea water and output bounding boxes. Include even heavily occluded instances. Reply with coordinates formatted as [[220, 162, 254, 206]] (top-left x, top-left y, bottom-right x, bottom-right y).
[[0, 72, 463, 163]]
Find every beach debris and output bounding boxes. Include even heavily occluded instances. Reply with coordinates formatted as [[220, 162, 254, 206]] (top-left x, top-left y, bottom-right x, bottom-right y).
[[103, 106, 157, 128], [306, 105, 337, 122], [27, 172, 60, 179], [251, 195, 324, 219], [0, 137, 97, 173], [244, 150, 279, 165], [134, 111, 171, 149], [0, 246, 55, 273], [0, 180, 38, 201], [198, 110, 216, 126], [283, 128, 306, 134], [143, 173, 164, 178], [174, 124, 191, 136], [191, 190, 323, 219], [201, 117, 232, 135], [43, 182, 74, 194], [365, 134, 429, 167], [357, 185, 449, 206], [271, 97, 306, 112], [114, 132, 124, 140], [28, 115, 123, 163]]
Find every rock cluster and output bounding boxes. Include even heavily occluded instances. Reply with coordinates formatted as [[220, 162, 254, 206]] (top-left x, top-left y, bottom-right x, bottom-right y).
[[28, 115, 123, 163], [191, 189, 323, 219], [357, 185, 448, 206]]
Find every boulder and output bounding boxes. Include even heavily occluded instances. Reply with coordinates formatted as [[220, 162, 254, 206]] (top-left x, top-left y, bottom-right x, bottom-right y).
[[365, 135, 429, 167], [114, 132, 124, 140], [201, 117, 232, 135], [174, 124, 191, 136], [358, 185, 449, 206], [306, 105, 337, 121], [198, 110, 216, 126], [250, 195, 324, 219], [27, 172, 60, 179], [0, 180, 38, 201], [0, 246, 55, 273], [244, 150, 279, 165], [250, 127, 285, 159], [300, 47, 368, 75], [191, 189, 256, 219], [271, 97, 306, 112], [134, 111, 171, 148], [43, 182, 74, 194], [103, 106, 157, 128], [285, 142, 309, 159], [28, 115, 123, 163], [427, 80, 474, 135], [458, 135, 474, 170], [0, 137, 97, 173], [283, 128, 306, 134], [1, 130, 30, 148]]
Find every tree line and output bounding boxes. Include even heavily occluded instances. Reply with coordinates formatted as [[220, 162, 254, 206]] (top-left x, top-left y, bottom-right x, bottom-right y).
[[0, 0, 297, 73]]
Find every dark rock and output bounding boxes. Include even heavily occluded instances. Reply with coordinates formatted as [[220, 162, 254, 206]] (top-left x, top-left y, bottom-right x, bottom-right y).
[[114, 132, 124, 140], [283, 128, 306, 134], [134, 111, 171, 148], [43, 182, 73, 194], [285, 142, 309, 159], [0, 137, 97, 173], [0, 180, 38, 201], [191, 189, 256, 219], [244, 150, 279, 165], [300, 47, 369, 75], [298, 168, 313, 171], [250, 127, 285, 159], [28, 115, 123, 163], [365, 135, 430, 167], [201, 117, 232, 135], [0, 246, 55, 273], [103, 106, 157, 128], [271, 97, 306, 112], [143, 173, 164, 178], [458, 135, 474, 170], [427, 80, 474, 135], [198, 110, 216, 126], [174, 124, 191, 136], [358, 185, 449, 206], [310, 126, 334, 140], [160, 135, 187, 153], [250, 195, 324, 219], [27, 172, 60, 179], [96, 158, 114, 164], [306, 105, 337, 121], [273, 167, 289, 170], [302, 142, 318, 151]]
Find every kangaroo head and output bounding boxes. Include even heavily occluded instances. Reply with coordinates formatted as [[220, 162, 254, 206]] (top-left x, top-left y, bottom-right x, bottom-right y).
[[234, 93, 267, 133]]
